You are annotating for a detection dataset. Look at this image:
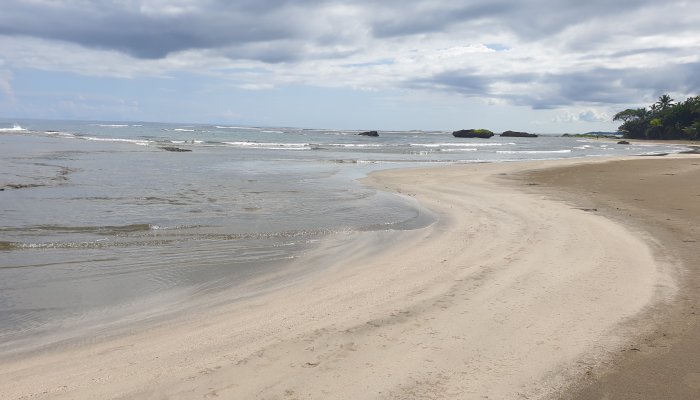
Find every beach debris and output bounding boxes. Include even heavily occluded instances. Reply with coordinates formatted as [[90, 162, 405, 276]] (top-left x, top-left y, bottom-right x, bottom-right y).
[[617, 140, 630, 144], [358, 130, 379, 137]]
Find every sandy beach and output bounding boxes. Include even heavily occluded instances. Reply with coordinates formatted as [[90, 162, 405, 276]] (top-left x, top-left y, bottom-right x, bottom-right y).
[[1, 155, 698, 399], [521, 155, 700, 399]]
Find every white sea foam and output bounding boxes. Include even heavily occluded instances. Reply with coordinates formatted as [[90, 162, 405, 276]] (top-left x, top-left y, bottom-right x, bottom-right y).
[[216, 126, 260, 130], [497, 149, 572, 154], [438, 148, 479, 152], [325, 143, 386, 148], [173, 128, 195, 132], [46, 131, 77, 138], [97, 124, 129, 128], [83, 136, 152, 146], [222, 141, 311, 150], [0, 124, 27, 132], [410, 142, 515, 148]]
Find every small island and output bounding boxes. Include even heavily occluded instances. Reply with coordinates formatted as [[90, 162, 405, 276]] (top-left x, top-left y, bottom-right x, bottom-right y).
[[453, 129, 494, 139], [500, 130, 538, 138], [358, 130, 379, 137]]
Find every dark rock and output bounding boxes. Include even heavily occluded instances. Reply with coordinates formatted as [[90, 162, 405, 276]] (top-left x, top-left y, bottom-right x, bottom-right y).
[[358, 130, 379, 137], [452, 129, 494, 139], [617, 140, 630, 145], [501, 130, 538, 138], [159, 146, 192, 152]]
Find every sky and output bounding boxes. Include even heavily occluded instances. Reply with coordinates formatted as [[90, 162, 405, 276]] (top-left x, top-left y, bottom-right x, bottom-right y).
[[0, 0, 699, 133]]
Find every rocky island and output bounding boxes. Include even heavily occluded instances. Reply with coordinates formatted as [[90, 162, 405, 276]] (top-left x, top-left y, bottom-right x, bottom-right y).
[[501, 130, 538, 138], [452, 129, 494, 138]]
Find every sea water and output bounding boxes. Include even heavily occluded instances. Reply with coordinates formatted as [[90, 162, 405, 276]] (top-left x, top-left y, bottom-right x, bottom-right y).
[[0, 119, 688, 353]]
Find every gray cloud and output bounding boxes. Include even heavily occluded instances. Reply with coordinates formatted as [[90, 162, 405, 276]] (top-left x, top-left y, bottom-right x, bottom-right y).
[[0, 1, 302, 59], [370, 1, 514, 38], [414, 71, 490, 96], [416, 61, 700, 109], [0, 0, 667, 60], [1, 0, 699, 109]]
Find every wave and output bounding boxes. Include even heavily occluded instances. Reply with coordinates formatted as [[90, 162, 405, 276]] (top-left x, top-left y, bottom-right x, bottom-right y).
[[0, 124, 27, 132], [438, 148, 479, 152], [215, 126, 261, 130], [410, 142, 516, 148], [497, 149, 572, 154], [173, 128, 195, 132], [83, 136, 152, 146], [45, 131, 77, 138], [222, 141, 312, 150], [324, 143, 387, 148], [96, 124, 129, 128]]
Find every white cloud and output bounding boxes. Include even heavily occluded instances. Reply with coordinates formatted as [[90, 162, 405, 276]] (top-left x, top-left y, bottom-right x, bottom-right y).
[[552, 109, 611, 123]]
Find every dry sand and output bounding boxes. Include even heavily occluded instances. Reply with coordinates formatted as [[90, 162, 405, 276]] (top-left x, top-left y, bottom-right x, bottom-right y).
[[520, 155, 700, 399], [0, 157, 691, 399]]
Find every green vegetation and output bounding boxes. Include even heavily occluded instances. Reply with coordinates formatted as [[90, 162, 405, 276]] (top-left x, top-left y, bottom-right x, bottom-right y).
[[614, 95, 700, 140]]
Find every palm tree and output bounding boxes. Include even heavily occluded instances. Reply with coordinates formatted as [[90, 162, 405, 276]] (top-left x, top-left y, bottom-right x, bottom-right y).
[[634, 107, 650, 119], [656, 94, 675, 110]]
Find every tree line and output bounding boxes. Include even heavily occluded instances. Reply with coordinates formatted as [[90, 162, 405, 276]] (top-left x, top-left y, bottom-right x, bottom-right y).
[[613, 95, 700, 140]]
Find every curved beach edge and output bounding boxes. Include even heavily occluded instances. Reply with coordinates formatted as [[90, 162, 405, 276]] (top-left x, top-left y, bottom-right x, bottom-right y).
[[0, 157, 679, 399]]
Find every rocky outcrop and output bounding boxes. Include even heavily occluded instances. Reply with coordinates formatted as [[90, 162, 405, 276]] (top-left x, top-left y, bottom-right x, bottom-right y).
[[617, 140, 630, 145], [159, 146, 192, 152], [358, 130, 379, 137], [452, 129, 494, 138], [501, 130, 538, 138]]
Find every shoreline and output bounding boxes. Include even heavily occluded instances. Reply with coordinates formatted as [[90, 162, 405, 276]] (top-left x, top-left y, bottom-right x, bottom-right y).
[[0, 156, 691, 399]]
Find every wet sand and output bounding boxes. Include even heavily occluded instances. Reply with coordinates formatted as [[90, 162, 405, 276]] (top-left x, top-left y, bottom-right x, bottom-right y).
[[520, 155, 700, 399], [0, 157, 691, 399]]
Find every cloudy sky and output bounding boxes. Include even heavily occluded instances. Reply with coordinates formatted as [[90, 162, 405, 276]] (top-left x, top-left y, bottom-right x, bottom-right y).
[[1, 0, 699, 132]]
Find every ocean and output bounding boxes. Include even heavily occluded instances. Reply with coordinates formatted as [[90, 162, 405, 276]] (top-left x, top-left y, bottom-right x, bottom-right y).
[[0, 119, 689, 354]]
